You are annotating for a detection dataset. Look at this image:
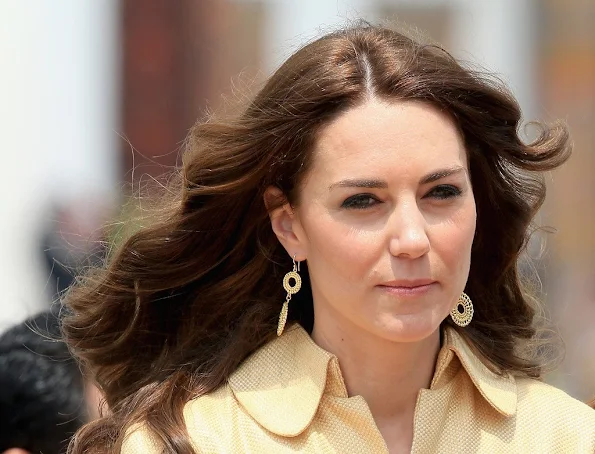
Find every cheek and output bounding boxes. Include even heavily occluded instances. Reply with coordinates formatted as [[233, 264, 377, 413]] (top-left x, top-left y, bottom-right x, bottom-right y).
[[434, 203, 476, 271], [301, 215, 380, 282]]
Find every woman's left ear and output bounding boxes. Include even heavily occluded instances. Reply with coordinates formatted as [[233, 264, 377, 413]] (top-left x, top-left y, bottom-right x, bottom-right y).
[[264, 186, 306, 259]]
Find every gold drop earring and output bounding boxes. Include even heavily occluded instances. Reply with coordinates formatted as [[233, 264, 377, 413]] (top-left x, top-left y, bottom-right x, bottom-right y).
[[277, 255, 302, 336], [450, 292, 474, 327]]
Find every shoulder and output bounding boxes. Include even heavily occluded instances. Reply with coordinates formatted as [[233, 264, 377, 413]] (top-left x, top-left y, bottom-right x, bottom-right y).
[[182, 384, 245, 451], [121, 423, 164, 454], [515, 377, 595, 418], [120, 386, 237, 454], [514, 377, 595, 448], [183, 383, 237, 430]]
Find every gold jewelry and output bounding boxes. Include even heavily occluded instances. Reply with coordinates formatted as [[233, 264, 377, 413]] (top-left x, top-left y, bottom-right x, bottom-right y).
[[277, 255, 302, 336], [450, 292, 473, 327]]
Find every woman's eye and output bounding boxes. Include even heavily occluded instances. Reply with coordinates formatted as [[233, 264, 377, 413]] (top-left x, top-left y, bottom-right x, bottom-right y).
[[426, 185, 462, 200], [341, 194, 379, 209]]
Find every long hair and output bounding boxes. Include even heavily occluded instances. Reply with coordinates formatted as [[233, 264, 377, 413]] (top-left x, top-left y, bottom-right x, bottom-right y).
[[63, 24, 570, 453]]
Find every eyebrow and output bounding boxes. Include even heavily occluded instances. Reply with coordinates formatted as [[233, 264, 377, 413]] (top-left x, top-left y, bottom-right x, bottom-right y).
[[328, 166, 466, 191], [419, 166, 466, 184], [328, 178, 388, 190]]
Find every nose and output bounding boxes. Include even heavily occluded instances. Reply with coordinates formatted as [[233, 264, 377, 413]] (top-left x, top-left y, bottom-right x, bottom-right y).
[[388, 202, 430, 259]]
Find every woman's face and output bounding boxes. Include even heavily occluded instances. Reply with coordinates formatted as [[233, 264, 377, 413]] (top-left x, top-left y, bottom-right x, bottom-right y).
[[270, 99, 476, 343]]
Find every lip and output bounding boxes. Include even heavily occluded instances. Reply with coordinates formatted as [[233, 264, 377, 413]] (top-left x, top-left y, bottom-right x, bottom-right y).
[[377, 279, 437, 296], [378, 279, 436, 288]]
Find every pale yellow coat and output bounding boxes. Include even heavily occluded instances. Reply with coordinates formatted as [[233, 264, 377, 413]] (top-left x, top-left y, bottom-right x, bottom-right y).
[[123, 325, 595, 453]]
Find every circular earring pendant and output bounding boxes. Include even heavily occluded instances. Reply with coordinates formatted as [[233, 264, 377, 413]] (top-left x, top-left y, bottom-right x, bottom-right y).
[[450, 292, 474, 327], [283, 271, 302, 295]]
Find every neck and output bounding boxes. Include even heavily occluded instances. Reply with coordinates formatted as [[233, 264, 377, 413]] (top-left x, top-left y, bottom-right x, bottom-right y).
[[311, 311, 440, 422]]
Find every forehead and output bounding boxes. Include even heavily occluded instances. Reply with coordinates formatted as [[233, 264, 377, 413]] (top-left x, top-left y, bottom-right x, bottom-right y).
[[309, 99, 467, 182]]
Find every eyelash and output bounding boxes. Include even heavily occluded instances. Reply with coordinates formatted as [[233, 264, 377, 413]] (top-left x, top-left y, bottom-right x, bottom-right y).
[[341, 194, 379, 209], [429, 185, 462, 200], [341, 185, 463, 209]]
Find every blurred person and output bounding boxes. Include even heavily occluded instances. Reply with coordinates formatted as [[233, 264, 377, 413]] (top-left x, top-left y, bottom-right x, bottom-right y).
[[0, 310, 101, 454], [41, 198, 110, 303], [63, 24, 595, 453]]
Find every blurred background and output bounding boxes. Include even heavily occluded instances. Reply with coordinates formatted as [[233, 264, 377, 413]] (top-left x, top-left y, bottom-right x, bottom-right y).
[[0, 0, 593, 400]]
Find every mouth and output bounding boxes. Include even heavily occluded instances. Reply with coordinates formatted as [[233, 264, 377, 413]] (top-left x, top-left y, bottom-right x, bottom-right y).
[[376, 279, 437, 296]]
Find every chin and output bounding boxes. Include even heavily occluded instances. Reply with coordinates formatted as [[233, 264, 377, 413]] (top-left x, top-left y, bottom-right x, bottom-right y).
[[376, 314, 442, 343]]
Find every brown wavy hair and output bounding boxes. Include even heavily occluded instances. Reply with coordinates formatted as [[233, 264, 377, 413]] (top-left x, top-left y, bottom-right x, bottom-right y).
[[63, 24, 571, 453]]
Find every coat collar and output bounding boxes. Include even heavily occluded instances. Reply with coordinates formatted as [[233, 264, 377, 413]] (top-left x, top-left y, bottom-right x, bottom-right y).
[[228, 324, 517, 436], [228, 325, 335, 436], [433, 327, 517, 417]]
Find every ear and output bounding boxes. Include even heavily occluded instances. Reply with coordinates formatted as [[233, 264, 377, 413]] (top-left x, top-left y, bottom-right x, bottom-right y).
[[3, 448, 30, 454], [264, 186, 307, 261]]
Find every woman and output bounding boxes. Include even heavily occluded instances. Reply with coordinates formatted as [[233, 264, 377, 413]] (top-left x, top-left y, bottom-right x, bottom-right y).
[[63, 24, 595, 453]]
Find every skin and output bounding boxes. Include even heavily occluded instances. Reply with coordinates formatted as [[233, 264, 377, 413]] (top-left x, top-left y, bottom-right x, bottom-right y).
[[266, 99, 476, 453], [85, 380, 104, 420]]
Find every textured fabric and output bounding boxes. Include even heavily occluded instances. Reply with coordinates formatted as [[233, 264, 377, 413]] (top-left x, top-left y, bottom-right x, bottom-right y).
[[122, 325, 595, 453]]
